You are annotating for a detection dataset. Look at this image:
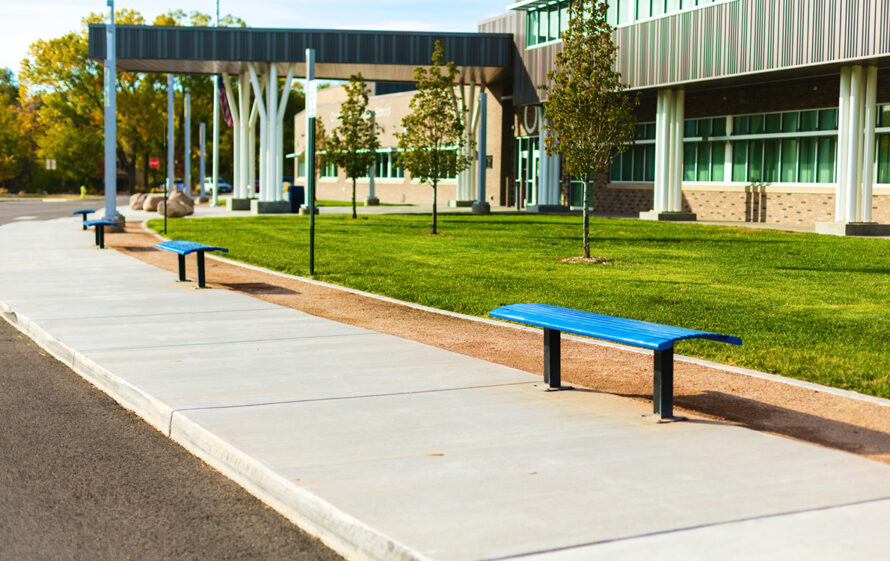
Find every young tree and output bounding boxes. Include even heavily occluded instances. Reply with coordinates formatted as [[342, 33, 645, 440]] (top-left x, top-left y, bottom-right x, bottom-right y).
[[326, 74, 379, 219], [397, 41, 473, 235], [542, 0, 637, 259]]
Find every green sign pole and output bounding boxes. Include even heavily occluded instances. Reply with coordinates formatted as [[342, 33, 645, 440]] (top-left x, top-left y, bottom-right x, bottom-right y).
[[305, 48, 317, 276]]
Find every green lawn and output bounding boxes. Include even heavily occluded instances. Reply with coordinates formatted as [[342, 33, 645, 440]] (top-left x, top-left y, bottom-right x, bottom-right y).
[[147, 213, 890, 398]]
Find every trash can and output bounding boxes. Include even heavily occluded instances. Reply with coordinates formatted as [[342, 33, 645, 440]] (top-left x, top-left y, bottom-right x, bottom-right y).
[[289, 185, 305, 213]]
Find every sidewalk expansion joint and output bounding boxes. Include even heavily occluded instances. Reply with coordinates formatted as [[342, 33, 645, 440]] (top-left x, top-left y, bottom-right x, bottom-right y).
[[82, 332, 377, 353], [167, 381, 534, 436], [479, 495, 890, 560]]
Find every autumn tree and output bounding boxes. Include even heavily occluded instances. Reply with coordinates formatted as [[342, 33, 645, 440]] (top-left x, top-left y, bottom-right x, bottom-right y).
[[542, 0, 636, 259], [326, 74, 379, 219], [397, 41, 473, 235], [0, 71, 27, 189]]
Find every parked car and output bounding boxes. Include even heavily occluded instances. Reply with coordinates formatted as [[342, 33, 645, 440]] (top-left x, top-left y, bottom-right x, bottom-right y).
[[254, 176, 295, 194], [203, 177, 233, 194]]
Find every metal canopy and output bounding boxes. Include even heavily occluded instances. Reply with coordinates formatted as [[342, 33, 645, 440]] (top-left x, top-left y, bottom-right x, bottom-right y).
[[88, 25, 513, 84]]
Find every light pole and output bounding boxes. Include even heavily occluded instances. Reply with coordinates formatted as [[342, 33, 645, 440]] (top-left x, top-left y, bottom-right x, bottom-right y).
[[211, 1, 221, 206], [103, 0, 117, 220]]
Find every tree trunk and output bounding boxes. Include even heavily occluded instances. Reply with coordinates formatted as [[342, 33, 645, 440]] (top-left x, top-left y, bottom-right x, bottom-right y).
[[432, 179, 438, 235], [351, 177, 357, 219], [583, 174, 591, 259]]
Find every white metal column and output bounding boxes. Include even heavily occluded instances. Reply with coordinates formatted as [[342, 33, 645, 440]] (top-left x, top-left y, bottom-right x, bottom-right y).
[[861, 65, 878, 223], [653, 88, 670, 214], [221, 74, 240, 198], [248, 64, 267, 204], [239, 73, 250, 199], [836, 67, 851, 220], [670, 88, 685, 213], [845, 65, 864, 223], [276, 65, 296, 202]]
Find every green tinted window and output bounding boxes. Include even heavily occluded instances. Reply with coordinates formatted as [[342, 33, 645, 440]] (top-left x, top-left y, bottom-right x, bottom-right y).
[[877, 135, 890, 184], [697, 119, 712, 137], [763, 140, 779, 182], [817, 138, 836, 183], [633, 147, 646, 182], [748, 141, 763, 182], [750, 115, 765, 134], [732, 141, 748, 181], [711, 118, 727, 137], [800, 110, 818, 132], [782, 113, 799, 133], [527, 12, 539, 46], [622, 149, 633, 180], [611, 156, 622, 181], [765, 114, 782, 134], [710, 142, 725, 182], [780, 139, 798, 182], [819, 109, 838, 131], [733, 116, 749, 135], [879, 106, 890, 128], [644, 145, 656, 182], [799, 138, 817, 183], [684, 120, 697, 137], [548, 6, 560, 41], [697, 143, 711, 181], [684, 144, 697, 181]]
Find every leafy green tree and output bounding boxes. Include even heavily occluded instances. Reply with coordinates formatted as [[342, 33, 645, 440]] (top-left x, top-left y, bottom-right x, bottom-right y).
[[542, 0, 637, 259], [326, 74, 379, 219], [397, 41, 472, 235]]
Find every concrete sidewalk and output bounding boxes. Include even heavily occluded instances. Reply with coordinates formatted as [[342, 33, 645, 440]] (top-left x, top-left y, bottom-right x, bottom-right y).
[[2, 217, 889, 561]]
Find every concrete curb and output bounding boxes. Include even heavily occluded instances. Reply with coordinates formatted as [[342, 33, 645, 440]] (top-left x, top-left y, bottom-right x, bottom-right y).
[[0, 297, 431, 561], [143, 223, 890, 410]]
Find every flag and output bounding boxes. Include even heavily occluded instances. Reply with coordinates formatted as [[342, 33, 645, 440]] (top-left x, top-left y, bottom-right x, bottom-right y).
[[217, 76, 233, 128]]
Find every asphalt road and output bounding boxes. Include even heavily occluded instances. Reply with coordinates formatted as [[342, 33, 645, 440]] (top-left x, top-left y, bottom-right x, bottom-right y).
[[0, 198, 120, 226], [0, 307, 344, 560]]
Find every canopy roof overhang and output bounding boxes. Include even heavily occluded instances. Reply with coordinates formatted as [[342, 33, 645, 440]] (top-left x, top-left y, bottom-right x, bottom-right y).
[[88, 24, 513, 84]]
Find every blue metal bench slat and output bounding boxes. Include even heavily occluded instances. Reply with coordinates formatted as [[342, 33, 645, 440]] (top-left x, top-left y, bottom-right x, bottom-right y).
[[73, 209, 96, 215], [490, 303, 741, 351], [155, 240, 229, 255], [83, 219, 118, 227]]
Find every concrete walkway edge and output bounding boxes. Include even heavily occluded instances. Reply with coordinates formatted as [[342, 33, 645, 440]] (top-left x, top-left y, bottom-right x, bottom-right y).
[[0, 300, 432, 561]]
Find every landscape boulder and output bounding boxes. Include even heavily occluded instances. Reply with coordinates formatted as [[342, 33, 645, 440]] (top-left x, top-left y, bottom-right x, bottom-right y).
[[157, 199, 189, 218], [129, 193, 147, 210], [143, 194, 166, 212]]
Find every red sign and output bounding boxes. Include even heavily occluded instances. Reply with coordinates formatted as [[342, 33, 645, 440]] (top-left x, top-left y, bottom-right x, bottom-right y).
[[149, 157, 160, 169]]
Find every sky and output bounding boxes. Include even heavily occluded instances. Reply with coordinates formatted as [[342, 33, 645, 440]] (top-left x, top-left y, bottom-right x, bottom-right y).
[[0, 0, 511, 78]]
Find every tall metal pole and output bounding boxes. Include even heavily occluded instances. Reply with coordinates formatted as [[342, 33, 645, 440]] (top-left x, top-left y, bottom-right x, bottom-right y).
[[103, 1, 117, 220], [211, 2, 220, 206], [167, 74, 174, 233], [184, 93, 191, 197], [306, 49, 317, 276], [199, 123, 206, 198]]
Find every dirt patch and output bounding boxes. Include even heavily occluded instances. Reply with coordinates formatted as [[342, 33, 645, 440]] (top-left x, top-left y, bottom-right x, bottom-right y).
[[560, 256, 612, 265], [111, 223, 890, 465]]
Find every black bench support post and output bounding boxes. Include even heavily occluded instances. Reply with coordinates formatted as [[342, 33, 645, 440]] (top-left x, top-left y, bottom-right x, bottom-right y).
[[96, 225, 105, 249], [653, 348, 674, 419], [82, 216, 88, 230], [544, 328, 561, 389], [197, 250, 206, 288], [177, 254, 187, 282]]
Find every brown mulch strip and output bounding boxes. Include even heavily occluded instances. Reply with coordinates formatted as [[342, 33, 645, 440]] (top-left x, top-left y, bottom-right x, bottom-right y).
[[110, 222, 890, 465]]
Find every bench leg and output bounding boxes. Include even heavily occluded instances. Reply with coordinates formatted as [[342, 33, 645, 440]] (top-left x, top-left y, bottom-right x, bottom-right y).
[[197, 250, 206, 288], [82, 216, 88, 230], [653, 348, 674, 419], [97, 225, 105, 249], [177, 254, 187, 282], [544, 328, 561, 389]]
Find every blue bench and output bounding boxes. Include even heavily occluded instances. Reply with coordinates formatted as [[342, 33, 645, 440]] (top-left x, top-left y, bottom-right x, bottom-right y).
[[490, 303, 742, 419], [155, 241, 229, 288], [83, 219, 119, 249], [73, 209, 96, 230]]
